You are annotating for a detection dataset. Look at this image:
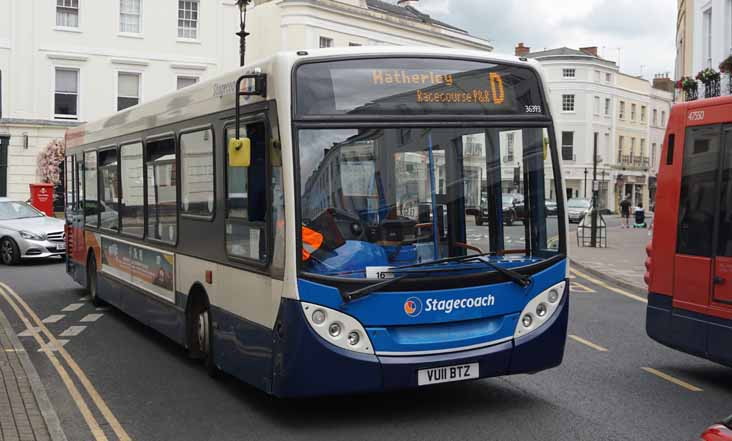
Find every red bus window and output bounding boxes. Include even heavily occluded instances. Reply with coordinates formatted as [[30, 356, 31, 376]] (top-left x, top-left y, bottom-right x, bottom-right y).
[[666, 134, 674, 165]]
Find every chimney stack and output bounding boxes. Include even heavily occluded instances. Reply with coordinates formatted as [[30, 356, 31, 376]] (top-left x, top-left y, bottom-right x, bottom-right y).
[[515, 42, 530, 57], [653, 73, 675, 93], [580, 46, 598, 57]]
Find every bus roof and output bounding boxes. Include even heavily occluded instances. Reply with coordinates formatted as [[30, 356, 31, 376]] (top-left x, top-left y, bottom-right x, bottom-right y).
[[65, 47, 545, 153]]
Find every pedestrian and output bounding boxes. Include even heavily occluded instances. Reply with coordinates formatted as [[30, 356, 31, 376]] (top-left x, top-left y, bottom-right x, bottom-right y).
[[620, 195, 632, 228]]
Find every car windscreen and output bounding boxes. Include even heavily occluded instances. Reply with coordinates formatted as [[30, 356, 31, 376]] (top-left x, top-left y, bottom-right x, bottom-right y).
[[0, 202, 43, 220]]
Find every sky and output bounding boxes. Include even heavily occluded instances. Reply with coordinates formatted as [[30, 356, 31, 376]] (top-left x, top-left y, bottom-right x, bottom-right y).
[[415, 0, 676, 79]]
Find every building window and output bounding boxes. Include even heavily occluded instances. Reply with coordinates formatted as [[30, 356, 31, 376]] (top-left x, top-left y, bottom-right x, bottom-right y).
[[618, 136, 624, 162], [594, 96, 600, 115], [604, 98, 611, 116], [563, 68, 576, 78], [56, 0, 79, 28], [653, 109, 658, 126], [120, 142, 144, 237], [506, 133, 515, 162], [595, 70, 601, 81], [120, 0, 141, 33], [661, 111, 666, 126], [606, 73, 612, 82], [180, 128, 214, 217], [561, 132, 574, 161], [619, 101, 626, 119], [319, 37, 334, 48], [176, 76, 198, 90], [562, 94, 575, 112], [54, 68, 79, 120], [117, 72, 140, 111], [702, 8, 713, 68], [146, 138, 177, 243], [652, 142, 657, 166], [631, 103, 637, 121], [641, 106, 647, 122], [631, 138, 637, 157], [178, 0, 199, 39], [348, 42, 362, 47], [640, 139, 646, 158]]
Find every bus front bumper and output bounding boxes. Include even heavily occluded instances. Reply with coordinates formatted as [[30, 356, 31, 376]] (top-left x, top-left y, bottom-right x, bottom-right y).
[[271, 294, 568, 397]]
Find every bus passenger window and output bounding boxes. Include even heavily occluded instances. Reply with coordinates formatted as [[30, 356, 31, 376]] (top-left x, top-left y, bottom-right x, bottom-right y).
[[180, 129, 214, 217], [146, 138, 177, 243], [677, 126, 721, 256], [84, 152, 98, 226], [98, 149, 119, 231], [666, 134, 675, 165], [226, 122, 267, 261], [120, 142, 144, 237]]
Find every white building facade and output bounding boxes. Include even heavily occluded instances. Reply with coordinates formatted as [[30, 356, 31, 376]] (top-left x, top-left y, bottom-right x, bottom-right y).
[[693, 0, 732, 72], [524, 45, 673, 211], [0, 0, 248, 201]]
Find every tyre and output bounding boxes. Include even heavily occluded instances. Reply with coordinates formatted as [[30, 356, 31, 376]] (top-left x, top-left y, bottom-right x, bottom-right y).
[[504, 212, 515, 226], [87, 255, 104, 307], [191, 301, 219, 377], [0, 238, 20, 265]]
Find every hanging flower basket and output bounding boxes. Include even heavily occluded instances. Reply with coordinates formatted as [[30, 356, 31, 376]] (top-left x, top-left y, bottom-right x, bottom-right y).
[[676, 76, 697, 92], [696, 68, 721, 84], [720, 56, 732, 74]]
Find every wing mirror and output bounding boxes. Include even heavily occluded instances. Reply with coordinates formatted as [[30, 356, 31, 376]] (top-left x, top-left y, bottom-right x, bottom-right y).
[[228, 137, 251, 167]]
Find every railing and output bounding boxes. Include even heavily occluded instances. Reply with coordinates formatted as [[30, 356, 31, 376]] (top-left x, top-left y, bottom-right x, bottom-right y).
[[618, 155, 649, 169], [680, 74, 731, 101]]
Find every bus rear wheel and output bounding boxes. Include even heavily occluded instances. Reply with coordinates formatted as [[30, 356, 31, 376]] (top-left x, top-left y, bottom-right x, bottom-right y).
[[86, 255, 104, 307]]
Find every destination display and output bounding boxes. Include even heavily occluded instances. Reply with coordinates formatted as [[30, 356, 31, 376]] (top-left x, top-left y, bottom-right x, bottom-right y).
[[295, 58, 546, 117]]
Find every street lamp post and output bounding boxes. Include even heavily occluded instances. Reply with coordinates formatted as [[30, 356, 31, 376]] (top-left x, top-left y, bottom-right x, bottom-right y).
[[584, 167, 588, 198], [236, 0, 253, 67]]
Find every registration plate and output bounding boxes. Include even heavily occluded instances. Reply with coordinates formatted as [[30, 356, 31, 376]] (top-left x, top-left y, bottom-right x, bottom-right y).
[[56, 242, 66, 250], [417, 363, 479, 386]]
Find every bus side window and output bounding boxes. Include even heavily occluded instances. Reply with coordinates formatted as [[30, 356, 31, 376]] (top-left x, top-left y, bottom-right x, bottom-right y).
[[666, 134, 675, 165]]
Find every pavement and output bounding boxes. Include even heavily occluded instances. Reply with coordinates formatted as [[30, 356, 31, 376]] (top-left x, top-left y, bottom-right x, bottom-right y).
[[569, 214, 651, 294], [0, 293, 66, 441], [1, 255, 731, 441]]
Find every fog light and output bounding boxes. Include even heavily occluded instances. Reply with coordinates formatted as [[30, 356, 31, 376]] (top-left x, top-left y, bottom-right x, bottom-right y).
[[312, 309, 326, 325], [548, 289, 559, 303], [522, 314, 533, 328], [328, 322, 342, 337], [347, 331, 360, 346], [536, 303, 547, 317]]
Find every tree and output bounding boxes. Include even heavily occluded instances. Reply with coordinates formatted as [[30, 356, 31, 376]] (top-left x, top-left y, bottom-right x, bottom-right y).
[[37, 139, 65, 185]]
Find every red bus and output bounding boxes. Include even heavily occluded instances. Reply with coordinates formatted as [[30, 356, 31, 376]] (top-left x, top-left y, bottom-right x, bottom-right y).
[[646, 94, 732, 366]]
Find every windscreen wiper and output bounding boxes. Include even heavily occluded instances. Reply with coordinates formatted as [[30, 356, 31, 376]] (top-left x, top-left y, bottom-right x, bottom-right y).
[[392, 253, 531, 288], [343, 276, 407, 302]]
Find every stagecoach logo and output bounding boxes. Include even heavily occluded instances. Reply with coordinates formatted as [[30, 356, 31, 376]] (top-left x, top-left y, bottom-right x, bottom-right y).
[[404, 297, 423, 317], [404, 295, 497, 317]]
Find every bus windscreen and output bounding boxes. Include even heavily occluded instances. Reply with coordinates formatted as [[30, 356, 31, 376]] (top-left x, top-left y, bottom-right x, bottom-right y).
[[295, 58, 546, 117]]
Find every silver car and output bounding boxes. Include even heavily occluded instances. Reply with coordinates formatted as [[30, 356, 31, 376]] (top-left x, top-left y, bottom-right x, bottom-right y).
[[0, 198, 66, 264]]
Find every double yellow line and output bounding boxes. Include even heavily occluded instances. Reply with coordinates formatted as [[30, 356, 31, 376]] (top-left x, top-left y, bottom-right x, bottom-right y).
[[0, 281, 130, 441]]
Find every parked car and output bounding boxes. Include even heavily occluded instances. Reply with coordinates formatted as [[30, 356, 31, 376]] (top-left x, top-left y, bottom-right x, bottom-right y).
[[0, 198, 66, 265], [566, 198, 591, 223], [469, 195, 557, 226], [701, 415, 732, 441]]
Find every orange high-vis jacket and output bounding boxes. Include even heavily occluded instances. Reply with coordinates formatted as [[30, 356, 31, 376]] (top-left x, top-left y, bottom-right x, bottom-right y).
[[302, 226, 324, 261]]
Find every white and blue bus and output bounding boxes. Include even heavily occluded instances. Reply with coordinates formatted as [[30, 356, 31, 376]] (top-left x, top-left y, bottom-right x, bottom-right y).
[[64, 47, 568, 397]]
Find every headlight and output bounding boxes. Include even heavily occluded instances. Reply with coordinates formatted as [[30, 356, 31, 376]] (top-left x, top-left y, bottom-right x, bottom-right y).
[[514, 281, 566, 338], [302, 302, 374, 354], [19, 231, 44, 241]]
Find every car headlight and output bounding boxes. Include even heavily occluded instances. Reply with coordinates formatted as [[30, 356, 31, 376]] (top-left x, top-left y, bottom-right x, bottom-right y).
[[301, 302, 374, 354], [19, 231, 45, 241], [514, 281, 566, 338]]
